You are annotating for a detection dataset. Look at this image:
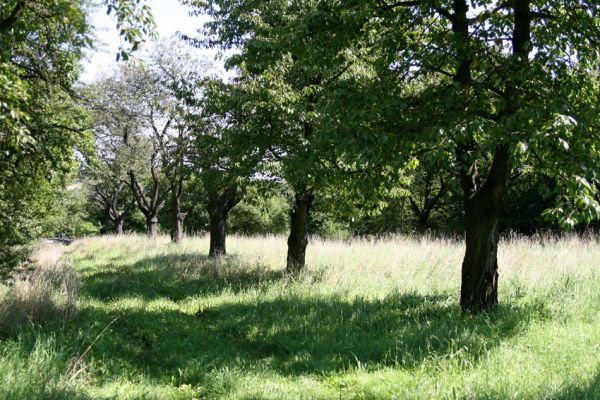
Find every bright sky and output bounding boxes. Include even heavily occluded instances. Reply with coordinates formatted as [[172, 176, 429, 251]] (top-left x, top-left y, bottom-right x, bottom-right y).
[[81, 0, 222, 82]]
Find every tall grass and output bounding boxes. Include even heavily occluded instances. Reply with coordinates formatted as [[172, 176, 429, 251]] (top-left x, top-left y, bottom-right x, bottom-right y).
[[0, 242, 84, 399], [1, 234, 599, 399], [0, 242, 79, 337]]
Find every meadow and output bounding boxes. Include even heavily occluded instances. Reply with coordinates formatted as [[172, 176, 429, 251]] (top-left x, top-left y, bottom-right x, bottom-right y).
[[0, 234, 599, 399]]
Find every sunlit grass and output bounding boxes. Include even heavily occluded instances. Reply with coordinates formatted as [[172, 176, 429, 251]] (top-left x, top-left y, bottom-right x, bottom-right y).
[[1, 233, 599, 399]]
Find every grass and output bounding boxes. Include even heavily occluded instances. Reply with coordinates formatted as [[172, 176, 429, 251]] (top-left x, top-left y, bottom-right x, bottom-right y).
[[1, 233, 599, 399]]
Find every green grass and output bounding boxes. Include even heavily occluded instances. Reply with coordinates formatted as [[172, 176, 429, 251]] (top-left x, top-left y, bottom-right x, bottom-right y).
[[1, 234, 600, 399]]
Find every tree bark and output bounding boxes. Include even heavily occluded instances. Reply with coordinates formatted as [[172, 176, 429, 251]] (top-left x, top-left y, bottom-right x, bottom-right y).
[[208, 210, 227, 257], [114, 218, 124, 235], [459, 145, 511, 312], [148, 216, 158, 238], [170, 186, 186, 244], [286, 190, 314, 274], [205, 186, 242, 257], [172, 213, 185, 244], [460, 205, 500, 312]]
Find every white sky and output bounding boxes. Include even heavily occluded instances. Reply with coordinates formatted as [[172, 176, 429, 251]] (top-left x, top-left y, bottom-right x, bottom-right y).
[[80, 0, 224, 82]]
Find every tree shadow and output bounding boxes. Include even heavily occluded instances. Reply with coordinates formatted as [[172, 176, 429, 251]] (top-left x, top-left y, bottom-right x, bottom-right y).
[[73, 290, 546, 384], [82, 253, 284, 301]]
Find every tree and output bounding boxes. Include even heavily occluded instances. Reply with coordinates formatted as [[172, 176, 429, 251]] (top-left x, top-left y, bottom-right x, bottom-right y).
[[185, 0, 390, 271], [83, 64, 161, 236], [0, 0, 155, 275], [0, 0, 93, 274], [126, 102, 170, 239], [147, 40, 214, 243], [189, 80, 251, 257], [326, 0, 600, 312], [406, 156, 454, 233]]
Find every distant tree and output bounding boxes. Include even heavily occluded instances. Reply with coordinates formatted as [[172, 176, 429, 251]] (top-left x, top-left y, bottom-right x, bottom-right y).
[[188, 80, 254, 257], [147, 40, 214, 243], [407, 156, 455, 233], [83, 65, 156, 235]]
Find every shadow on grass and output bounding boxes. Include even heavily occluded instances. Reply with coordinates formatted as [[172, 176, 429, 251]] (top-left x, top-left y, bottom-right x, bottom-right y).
[[82, 253, 283, 301], [73, 289, 544, 382], [553, 369, 600, 400]]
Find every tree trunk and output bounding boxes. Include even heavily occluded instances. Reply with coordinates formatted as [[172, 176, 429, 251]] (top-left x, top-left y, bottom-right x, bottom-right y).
[[114, 218, 124, 235], [460, 200, 501, 312], [148, 216, 158, 238], [170, 191, 185, 244], [172, 214, 185, 244], [205, 186, 243, 257], [417, 211, 431, 233], [208, 211, 227, 257], [459, 145, 510, 313], [286, 191, 314, 274]]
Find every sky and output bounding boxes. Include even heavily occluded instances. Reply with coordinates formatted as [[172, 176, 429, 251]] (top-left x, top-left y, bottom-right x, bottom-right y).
[[81, 0, 221, 82]]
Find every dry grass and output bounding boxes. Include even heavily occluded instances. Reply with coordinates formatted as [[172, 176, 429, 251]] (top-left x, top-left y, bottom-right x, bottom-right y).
[[0, 242, 79, 336], [69, 231, 600, 297]]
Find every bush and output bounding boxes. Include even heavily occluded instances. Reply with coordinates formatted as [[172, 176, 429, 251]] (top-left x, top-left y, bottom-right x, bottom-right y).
[[0, 243, 79, 337], [229, 194, 290, 235]]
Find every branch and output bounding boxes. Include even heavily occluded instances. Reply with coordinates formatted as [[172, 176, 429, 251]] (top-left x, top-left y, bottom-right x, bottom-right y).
[[93, 186, 110, 208], [149, 151, 162, 211], [47, 123, 90, 134], [529, 11, 557, 20], [433, 6, 453, 22], [408, 196, 423, 217], [380, 0, 419, 11], [129, 170, 151, 215], [111, 182, 124, 214]]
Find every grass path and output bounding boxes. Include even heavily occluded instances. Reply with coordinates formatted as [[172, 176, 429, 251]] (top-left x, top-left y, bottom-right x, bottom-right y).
[[1, 234, 600, 399]]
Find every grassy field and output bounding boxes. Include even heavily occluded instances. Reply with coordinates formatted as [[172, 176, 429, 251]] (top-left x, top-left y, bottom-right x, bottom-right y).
[[1, 234, 599, 399]]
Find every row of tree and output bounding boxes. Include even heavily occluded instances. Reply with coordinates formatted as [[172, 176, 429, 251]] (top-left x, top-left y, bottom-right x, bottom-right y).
[[182, 0, 600, 312], [2, 0, 599, 314]]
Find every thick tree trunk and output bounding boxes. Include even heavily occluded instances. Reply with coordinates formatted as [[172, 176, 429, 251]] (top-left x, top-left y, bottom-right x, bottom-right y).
[[148, 216, 158, 238], [286, 191, 314, 274], [208, 211, 227, 257], [460, 200, 501, 312], [205, 186, 242, 257], [459, 146, 511, 313], [417, 212, 431, 233], [114, 218, 124, 235]]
